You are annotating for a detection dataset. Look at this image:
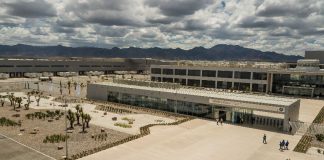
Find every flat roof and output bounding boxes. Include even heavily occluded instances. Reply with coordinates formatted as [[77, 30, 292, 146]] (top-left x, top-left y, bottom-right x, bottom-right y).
[[94, 82, 298, 107]]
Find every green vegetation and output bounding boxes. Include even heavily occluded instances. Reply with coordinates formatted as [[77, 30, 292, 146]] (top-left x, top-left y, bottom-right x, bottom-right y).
[[315, 134, 324, 142], [25, 110, 63, 120], [43, 134, 69, 143], [0, 117, 18, 126], [114, 122, 132, 128], [294, 107, 324, 153], [122, 117, 135, 124]]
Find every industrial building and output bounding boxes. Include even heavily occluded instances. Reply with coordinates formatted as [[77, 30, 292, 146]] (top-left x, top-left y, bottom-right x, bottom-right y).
[[305, 51, 324, 64], [0, 58, 166, 78], [150, 59, 324, 97], [87, 80, 300, 132]]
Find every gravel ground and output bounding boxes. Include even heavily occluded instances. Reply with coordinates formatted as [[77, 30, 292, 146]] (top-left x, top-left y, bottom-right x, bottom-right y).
[[0, 102, 131, 160]]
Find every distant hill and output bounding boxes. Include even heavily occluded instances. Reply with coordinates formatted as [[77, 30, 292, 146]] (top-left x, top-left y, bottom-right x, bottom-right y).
[[0, 44, 303, 62]]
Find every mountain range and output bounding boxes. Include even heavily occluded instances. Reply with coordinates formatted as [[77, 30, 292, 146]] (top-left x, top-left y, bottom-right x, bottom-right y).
[[0, 44, 303, 62]]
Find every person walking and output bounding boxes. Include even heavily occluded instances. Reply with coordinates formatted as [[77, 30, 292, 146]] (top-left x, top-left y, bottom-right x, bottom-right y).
[[285, 140, 289, 150], [263, 134, 267, 144], [220, 118, 223, 125], [281, 140, 285, 151], [216, 119, 219, 125]]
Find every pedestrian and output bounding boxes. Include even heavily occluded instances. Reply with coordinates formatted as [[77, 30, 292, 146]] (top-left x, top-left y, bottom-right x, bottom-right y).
[[263, 134, 267, 144], [279, 141, 282, 150], [285, 140, 289, 150], [281, 140, 285, 151], [216, 119, 219, 125], [220, 118, 223, 125]]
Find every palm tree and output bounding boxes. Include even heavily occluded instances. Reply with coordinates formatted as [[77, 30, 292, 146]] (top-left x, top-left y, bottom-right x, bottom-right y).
[[66, 109, 75, 129]]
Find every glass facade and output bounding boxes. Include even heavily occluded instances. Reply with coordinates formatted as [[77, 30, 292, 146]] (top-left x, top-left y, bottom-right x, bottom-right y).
[[217, 81, 232, 89], [175, 69, 187, 76], [202, 70, 216, 77], [234, 71, 251, 79], [253, 72, 267, 80], [188, 70, 201, 76], [162, 69, 174, 75], [174, 78, 186, 85], [272, 73, 324, 97], [151, 68, 161, 74], [162, 78, 173, 83], [201, 80, 215, 88], [218, 70, 233, 78], [234, 82, 250, 91], [187, 79, 200, 86], [106, 91, 284, 129]]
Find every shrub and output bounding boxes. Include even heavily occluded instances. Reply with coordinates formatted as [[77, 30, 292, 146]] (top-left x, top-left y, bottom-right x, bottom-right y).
[[315, 134, 324, 142], [43, 134, 69, 143], [0, 117, 18, 126], [114, 122, 132, 128]]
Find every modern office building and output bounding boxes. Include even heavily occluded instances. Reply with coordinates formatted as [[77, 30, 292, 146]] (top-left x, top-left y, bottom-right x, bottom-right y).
[[0, 58, 167, 78], [87, 80, 300, 132], [150, 59, 324, 97]]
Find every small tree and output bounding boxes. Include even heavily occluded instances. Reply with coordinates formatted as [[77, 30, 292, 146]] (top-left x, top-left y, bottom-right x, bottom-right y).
[[85, 114, 91, 128], [0, 95, 5, 107], [24, 103, 29, 110], [75, 105, 81, 125], [81, 112, 86, 132], [35, 91, 43, 106], [67, 81, 71, 95], [16, 97, 22, 108], [66, 109, 75, 129]]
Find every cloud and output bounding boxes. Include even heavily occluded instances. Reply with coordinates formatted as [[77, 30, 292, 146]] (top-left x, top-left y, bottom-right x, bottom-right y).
[[145, 0, 214, 17], [0, 0, 323, 56], [3, 0, 57, 18]]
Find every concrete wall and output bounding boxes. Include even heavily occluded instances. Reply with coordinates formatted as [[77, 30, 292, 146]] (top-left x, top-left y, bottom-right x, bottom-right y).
[[305, 51, 324, 64]]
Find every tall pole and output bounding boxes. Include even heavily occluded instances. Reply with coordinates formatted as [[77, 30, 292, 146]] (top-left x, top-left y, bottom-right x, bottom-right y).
[[63, 97, 68, 159]]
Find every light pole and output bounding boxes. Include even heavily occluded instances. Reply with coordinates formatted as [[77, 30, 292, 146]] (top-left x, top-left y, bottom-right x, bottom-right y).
[[62, 96, 69, 159]]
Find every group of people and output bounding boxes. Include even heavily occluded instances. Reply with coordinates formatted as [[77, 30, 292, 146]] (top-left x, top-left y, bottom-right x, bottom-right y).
[[216, 118, 223, 125], [262, 134, 289, 151], [279, 140, 289, 151]]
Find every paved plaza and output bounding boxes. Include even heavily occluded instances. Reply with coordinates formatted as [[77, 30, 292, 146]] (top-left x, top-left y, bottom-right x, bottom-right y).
[[81, 99, 324, 160], [0, 135, 53, 160]]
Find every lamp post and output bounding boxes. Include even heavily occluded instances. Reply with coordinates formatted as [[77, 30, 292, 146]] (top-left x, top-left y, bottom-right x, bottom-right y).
[[62, 96, 69, 159]]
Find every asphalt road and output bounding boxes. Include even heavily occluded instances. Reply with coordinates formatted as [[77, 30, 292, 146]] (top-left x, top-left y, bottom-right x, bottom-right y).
[[0, 135, 54, 160]]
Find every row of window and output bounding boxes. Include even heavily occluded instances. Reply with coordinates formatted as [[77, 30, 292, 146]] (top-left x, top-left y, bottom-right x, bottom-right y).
[[0, 65, 125, 68], [151, 68, 267, 80], [151, 77, 267, 92]]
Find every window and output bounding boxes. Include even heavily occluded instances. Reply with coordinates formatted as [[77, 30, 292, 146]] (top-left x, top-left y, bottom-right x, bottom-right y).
[[92, 65, 101, 67], [174, 78, 186, 85], [80, 65, 90, 67], [218, 71, 233, 78], [202, 70, 216, 77], [202, 80, 215, 88], [162, 78, 173, 83], [151, 68, 161, 74], [252, 84, 266, 92], [234, 82, 250, 91], [175, 69, 186, 75], [35, 65, 49, 67], [162, 69, 174, 75], [51, 65, 64, 67], [234, 71, 251, 79], [0, 65, 14, 67], [188, 70, 201, 76], [253, 72, 267, 80], [217, 81, 232, 89], [187, 79, 200, 86], [16, 65, 32, 67]]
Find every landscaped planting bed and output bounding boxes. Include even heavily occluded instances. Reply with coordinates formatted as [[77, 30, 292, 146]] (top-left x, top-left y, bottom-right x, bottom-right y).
[[294, 106, 324, 153]]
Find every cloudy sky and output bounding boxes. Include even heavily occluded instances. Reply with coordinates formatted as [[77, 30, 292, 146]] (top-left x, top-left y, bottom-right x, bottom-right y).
[[0, 0, 323, 56]]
